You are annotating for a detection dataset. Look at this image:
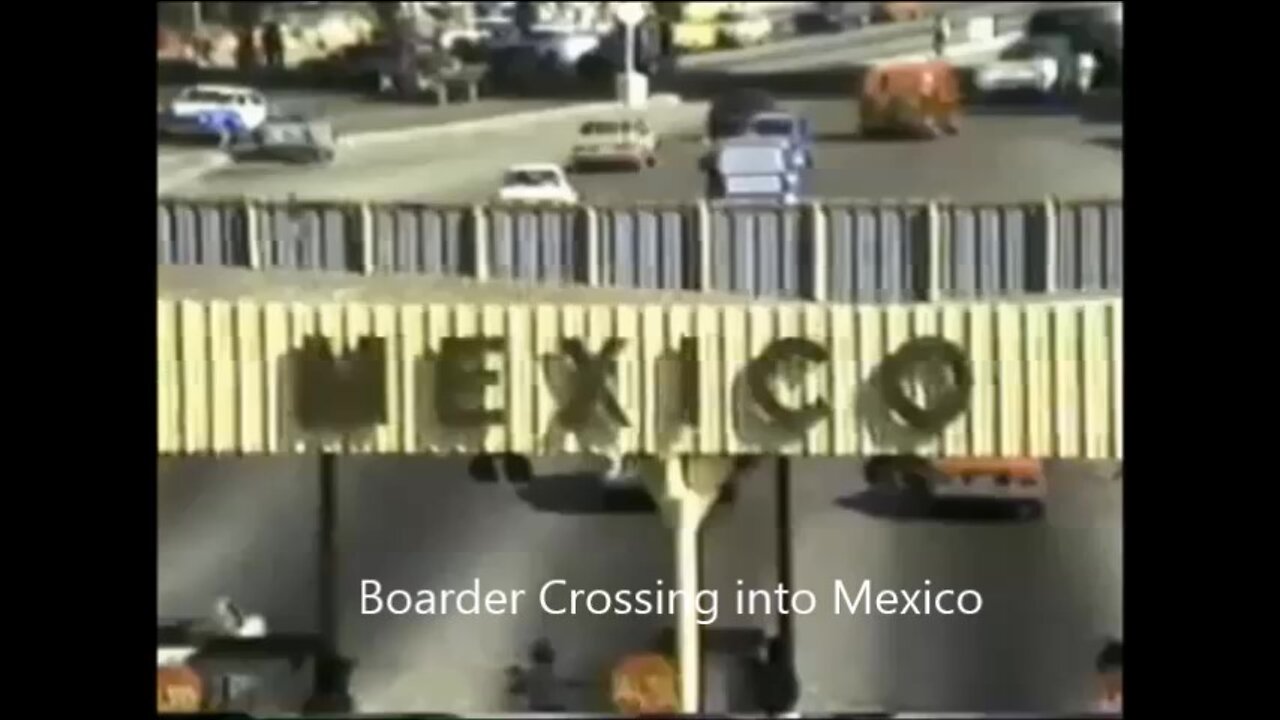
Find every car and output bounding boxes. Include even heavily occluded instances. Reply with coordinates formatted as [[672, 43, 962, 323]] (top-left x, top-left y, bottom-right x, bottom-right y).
[[1025, 3, 1120, 87], [794, 3, 868, 34], [870, 2, 925, 23], [716, 9, 773, 47], [1027, 2, 1120, 49], [159, 84, 269, 141], [569, 119, 658, 172], [495, 164, 580, 205], [974, 37, 1097, 95], [228, 115, 337, 164], [707, 88, 779, 142], [864, 455, 1047, 519], [701, 137, 805, 206], [859, 61, 962, 139], [742, 111, 814, 168]]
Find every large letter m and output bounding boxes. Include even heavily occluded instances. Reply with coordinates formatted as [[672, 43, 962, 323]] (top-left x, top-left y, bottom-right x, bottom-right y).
[[292, 336, 388, 432]]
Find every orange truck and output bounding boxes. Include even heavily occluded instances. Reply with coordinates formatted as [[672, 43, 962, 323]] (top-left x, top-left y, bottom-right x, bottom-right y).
[[865, 455, 1047, 517], [871, 2, 928, 22], [859, 60, 963, 139]]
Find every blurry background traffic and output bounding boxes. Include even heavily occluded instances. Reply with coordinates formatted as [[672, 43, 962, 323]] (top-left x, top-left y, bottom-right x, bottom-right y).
[[157, 2, 1121, 100]]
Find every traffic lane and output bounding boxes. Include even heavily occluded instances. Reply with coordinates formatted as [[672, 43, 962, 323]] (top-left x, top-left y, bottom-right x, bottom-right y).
[[158, 456, 673, 713], [328, 98, 567, 135], [569, 99, 1122, 204], [740, 458, 1120, 713], [169, 102, 708, 202]]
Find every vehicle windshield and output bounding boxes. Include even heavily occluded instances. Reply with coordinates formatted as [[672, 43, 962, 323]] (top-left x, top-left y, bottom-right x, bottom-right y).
[[750, 117, 795, 136], [999, 42, 1042, 61], [1028, 8, 1104, 34], [179, 89, 239, 104], [504, 169, 561, 187]]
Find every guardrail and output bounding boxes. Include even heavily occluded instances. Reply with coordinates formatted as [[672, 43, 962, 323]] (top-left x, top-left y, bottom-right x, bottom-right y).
[[157, 197, 1122, 301]]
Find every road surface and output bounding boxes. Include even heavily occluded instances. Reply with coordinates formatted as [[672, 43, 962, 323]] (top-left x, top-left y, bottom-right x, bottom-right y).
[[164, 98, 1121, 205], [161, 100, 707, 201]]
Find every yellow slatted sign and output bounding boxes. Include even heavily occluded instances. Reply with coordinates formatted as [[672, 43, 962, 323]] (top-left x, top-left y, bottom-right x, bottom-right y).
[[157, 297, 1123, 458]]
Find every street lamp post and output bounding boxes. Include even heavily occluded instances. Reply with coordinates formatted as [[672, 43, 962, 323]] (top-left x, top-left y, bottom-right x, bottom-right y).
[[613, 2, 646, 109]]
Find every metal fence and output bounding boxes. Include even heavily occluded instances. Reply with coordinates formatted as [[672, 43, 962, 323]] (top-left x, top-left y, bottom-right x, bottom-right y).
[[593, 205, 695, 291], [157, 197, 1123, 301]]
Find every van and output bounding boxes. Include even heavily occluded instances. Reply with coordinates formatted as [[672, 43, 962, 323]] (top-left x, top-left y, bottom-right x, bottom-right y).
[[859, 60, 962, 139], [871, 2, 926, 23], [707, 88, 779, 141], [865, 455, 1047, 517], [701, 138, 805, 205]]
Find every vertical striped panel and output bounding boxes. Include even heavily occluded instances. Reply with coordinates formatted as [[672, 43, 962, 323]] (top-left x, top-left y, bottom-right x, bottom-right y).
[[157, 199, 250, 267], [1056, 199, 1123, 292], [823, 202, 930, 302], [486, 206, 587, 284], [595, 205, 695, 290], [707, 205, 806, 298], [368, 203, 474, 276], [939, 202, 1047, 298], [254, 201, 362, 272]]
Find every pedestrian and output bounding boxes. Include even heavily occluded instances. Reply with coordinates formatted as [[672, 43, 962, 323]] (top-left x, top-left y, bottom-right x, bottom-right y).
[[752, 636, 799, 717], [1094, 639, 1123, 713], [932, 14, 951, 58], [263, 22, 285, 69], [512, 638, 566, 712], [235, 27, 258, 70]]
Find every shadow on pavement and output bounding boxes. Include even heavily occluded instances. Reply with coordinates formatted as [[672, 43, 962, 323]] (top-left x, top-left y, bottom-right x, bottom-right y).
[[513, 472, 737, 515], [835, 490, 1045, 524], [514, 473, 658, 515], [1078, 89, 1123, 124]]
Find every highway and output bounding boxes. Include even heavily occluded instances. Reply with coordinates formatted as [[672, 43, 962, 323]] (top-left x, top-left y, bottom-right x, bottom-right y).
[[162, 100, 706, 201], [702, 459, 1122, 714], [165, 98, 1121, 205]]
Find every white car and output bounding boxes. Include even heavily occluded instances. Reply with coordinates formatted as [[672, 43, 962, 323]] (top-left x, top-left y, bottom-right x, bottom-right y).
[[716, 10, 773, 47], [159, 84, 269, 139], [974, 40, 1098, 95], [570, 119, 658, 171], [495, 164, 580, 204]]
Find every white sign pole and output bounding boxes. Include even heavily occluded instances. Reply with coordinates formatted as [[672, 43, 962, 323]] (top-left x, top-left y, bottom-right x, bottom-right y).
[[613, 3, 647, 109]]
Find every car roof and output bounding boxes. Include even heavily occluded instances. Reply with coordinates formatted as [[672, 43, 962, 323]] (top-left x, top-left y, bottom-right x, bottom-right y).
[[506, 163, 563, 172]]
